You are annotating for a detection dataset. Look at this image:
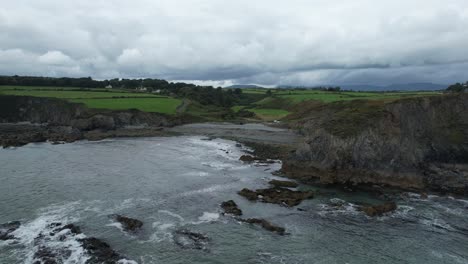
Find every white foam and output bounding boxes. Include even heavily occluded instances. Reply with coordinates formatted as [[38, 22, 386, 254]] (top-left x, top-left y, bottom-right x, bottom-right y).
[[118, 259, 139, 264], [192, 212, 220, 224], [317, 202, 359, 217], [420, 218, 454, 231], [106, 222, 124, 232], [158, 210, 185, 222], [10, 202, 90, 264]]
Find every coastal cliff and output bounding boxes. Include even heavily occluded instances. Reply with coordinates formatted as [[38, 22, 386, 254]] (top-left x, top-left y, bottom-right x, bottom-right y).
[[0, 95, 176, 147], [283, 94, 468, 195]]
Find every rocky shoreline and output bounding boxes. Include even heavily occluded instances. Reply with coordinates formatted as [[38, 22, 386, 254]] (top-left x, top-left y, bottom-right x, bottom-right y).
[[0, 95, 182, 148], [1, 94, 467, 197]]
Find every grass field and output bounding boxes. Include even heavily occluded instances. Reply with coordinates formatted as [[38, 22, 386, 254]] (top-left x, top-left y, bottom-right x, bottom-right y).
[[0, 89, 161, 99], [230, 89, 441, 121], [249, 108, 290, 121], [0, 85, 442, 119], [0, 85, 181, 114], [273, 90, 441, 103]]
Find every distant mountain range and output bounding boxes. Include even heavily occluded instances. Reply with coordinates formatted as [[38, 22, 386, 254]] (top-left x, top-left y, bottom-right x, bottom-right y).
[[227, 83, 448, 91]]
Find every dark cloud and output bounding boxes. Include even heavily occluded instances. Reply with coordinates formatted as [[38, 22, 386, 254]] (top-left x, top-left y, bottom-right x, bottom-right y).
[[1, 0, 467, 86]]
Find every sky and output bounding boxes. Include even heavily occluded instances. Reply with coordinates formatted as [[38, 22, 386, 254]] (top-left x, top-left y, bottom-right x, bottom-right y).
[[1, 0, 468, 87]]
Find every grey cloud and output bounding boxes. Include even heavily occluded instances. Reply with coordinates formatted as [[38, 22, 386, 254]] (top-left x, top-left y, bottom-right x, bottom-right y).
[[1, 0, 467, 86]]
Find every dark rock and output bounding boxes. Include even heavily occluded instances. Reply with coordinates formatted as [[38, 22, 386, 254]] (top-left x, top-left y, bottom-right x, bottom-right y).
[[283, 94, 468, 195], [79, 237, 123, 264], [238, 188, 258, 201], [238, 187, 313, 207], [0, 221, 21, 240], [221, 200, 243, 216], [56, 224, 82, 235], [110, 215, 143, 232], [420, 192, 429, 199], [358, 202, 398, 217], [239, 155, 255, 162], [269, 179, 298, 188], [240, 218, 285, 235], [173, 229, 210, 250], [33, 247, 59, 264]]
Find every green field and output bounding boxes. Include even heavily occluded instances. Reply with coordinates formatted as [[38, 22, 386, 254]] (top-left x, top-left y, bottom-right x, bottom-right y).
[[249, 108, 290, 120], [0, 85, 181, 114], [0, 85, 442, 119], [230, 89, 441, 121], [273, 90, 441, 103], [0, 88, 161, 99]]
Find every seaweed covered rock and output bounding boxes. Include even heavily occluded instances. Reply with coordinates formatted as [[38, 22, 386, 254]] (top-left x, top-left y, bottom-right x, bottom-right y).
[[110, 215, 143, 232], [221, 200, 243, 216], [0, 221, 21, 240], [173, 229, 210, 250], [238, 187, 313, 207], [239, 155, 256, 163], [240, 218, 285, 235], [79, 237, 123, 263], [359, 202, 397, 217]]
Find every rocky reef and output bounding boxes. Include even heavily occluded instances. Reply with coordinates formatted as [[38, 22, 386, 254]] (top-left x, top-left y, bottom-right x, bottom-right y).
[[1, 221, 132, 264], [358, 202, 398, 217], [173, 229, 210, 251], [110, 214, 144, 232], [238, 187, 313, 207], [0, 95, 178, 147], [282, 94, 468, 195], [239, 218, 285, 235], [221, 200, 243, 216]]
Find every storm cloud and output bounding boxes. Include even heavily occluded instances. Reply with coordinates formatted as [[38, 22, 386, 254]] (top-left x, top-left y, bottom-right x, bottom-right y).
[[1, 0, 467, 86]]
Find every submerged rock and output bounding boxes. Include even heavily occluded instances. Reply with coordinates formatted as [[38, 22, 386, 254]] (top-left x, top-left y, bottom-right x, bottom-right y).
[[79, 237, 123, 264], [173, 229, 210, 250], [0, 221, 21, 240], [238, 187, 313, 207], [30, 222, 131, 264], [269, 179, 299, 188], [240, 218, 285, 235], [221, 200, 243, 216], [110, 215, 143, 232], [358, 202, 397, 217]]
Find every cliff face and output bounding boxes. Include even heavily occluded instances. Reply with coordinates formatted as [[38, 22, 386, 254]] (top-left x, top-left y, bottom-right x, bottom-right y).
[[0, 95, 176, 147], [0, 95, 173, 128], [283, 94, 468, 194]]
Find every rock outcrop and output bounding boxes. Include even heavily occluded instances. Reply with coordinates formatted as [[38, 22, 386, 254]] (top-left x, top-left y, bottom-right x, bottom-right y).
[[221, 200, 243, 216], [173, 229, 210, 250], [110, 215, 143, 232], [0, 221, 21, 240], [0, 95, 177, 147], [238, 187, 313, 207], [358, 202, 398, 217], [283, 94, 468, 195], [239, 218, 285, 235]]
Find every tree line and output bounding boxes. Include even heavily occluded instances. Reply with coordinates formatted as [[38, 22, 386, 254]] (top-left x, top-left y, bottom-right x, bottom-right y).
[[0, 75, 245, 107], [446, 81, 468, 93]]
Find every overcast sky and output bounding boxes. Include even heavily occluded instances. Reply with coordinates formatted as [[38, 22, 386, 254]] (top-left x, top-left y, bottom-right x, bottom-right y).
[[1, 0, 467, 86]]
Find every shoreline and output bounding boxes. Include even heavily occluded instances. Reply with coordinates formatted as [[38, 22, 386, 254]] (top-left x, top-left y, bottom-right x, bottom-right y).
[[2, 121, 463, 199]]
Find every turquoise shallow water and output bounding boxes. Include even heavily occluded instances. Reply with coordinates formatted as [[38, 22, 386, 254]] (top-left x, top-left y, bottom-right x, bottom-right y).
[[0, 137, 467, 264]]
